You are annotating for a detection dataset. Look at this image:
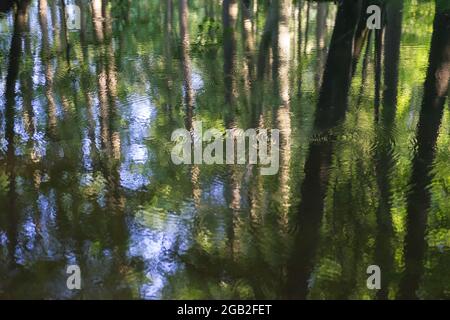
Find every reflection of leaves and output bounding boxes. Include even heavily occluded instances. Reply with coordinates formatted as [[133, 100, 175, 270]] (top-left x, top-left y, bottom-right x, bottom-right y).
[[315, 258, 342, 282], [192, 18, 222, 53], [80, 173, 107, 199], [195, 230, 214, 254]]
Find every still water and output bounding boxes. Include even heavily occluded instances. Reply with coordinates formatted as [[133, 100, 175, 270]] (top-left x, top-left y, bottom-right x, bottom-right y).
[[0, 0, 449, 299]]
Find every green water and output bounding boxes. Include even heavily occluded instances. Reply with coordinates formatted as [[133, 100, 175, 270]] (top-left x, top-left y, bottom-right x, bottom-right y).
[[0, 0, 449, 299]]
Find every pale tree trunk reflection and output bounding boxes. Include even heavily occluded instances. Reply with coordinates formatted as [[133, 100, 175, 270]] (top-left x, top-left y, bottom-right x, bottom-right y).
[[180, 0, 202, 209]]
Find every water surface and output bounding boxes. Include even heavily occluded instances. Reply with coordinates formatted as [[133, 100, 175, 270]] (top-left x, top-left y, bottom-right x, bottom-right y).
[[0, 0, 449, 299]]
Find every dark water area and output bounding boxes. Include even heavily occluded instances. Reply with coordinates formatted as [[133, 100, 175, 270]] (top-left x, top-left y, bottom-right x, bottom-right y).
[[0, 0, 449, 299]]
